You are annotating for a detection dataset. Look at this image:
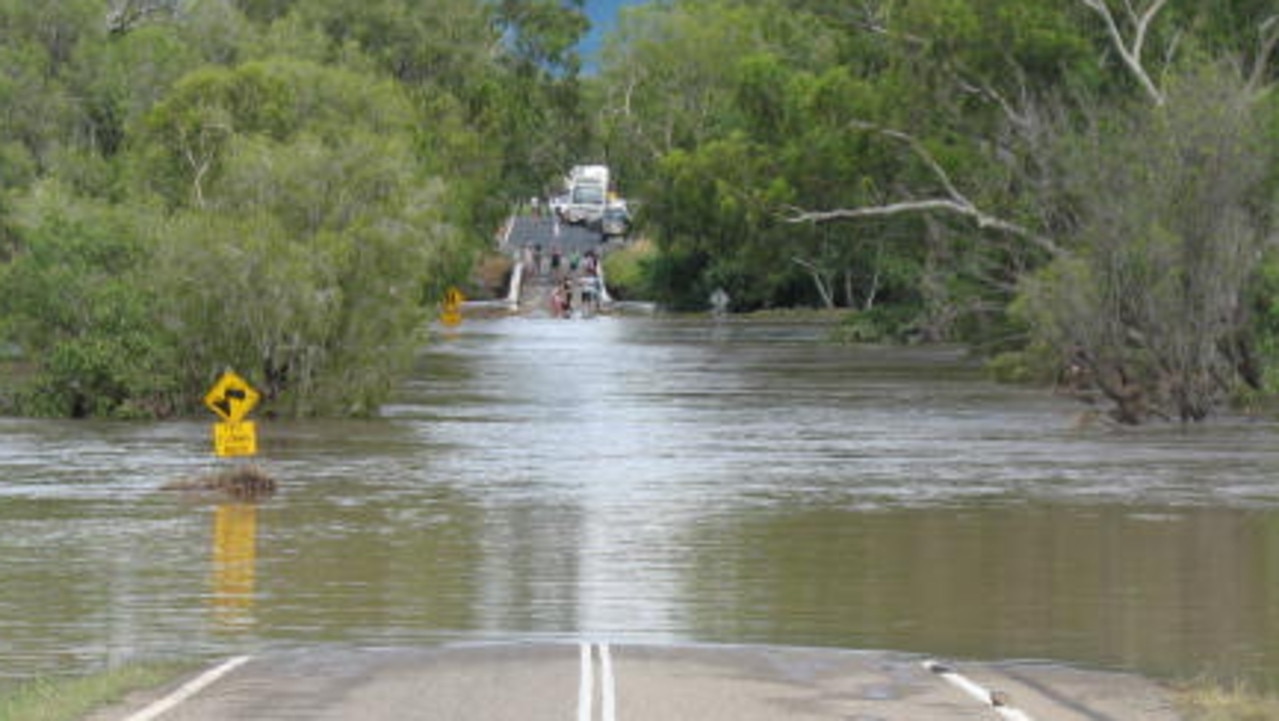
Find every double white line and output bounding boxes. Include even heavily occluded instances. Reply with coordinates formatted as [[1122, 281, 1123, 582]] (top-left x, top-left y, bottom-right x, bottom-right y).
[[578, 643, 616, 721]]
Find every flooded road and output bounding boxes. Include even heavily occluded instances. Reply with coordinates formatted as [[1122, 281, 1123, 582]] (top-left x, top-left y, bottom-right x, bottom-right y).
[[3, 316, 1279, 686]]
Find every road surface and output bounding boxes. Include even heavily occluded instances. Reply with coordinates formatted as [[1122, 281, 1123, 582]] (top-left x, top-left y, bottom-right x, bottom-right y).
[[88, 643, 1179, 721]]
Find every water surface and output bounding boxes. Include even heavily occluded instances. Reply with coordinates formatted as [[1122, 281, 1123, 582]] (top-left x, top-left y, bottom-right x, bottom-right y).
[[2, 316, 1278, 685]]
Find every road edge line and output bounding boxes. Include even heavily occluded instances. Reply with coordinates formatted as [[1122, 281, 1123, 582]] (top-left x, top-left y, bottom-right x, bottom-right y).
[[124, 655, 252, 721], [923, 659, 1035, 721]]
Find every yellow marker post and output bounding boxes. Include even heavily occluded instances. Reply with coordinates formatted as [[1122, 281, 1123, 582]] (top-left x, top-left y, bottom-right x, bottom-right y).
[[440, 286, 465, 327]]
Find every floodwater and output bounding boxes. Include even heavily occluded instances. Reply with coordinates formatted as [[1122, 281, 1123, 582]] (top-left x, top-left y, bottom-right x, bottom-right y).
[[3, 316, 1279, 686]]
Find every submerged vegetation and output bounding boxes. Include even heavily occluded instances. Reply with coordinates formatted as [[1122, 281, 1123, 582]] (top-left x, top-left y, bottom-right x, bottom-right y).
[[0, 0, 1277, 424]]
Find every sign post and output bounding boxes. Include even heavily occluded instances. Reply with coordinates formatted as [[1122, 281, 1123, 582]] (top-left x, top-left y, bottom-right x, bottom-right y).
[[204, 371, 262, 458]]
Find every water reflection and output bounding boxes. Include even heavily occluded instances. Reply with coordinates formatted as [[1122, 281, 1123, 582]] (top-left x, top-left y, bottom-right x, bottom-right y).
[[679, 505, 1279, 682], [211, 504, 259, 630]]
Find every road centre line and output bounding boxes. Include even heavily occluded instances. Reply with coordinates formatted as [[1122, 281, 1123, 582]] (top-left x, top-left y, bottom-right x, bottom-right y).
[[578, 643, 616, 721], [579, 644, 594, 721], [923, 659, 1035, 721], [124, 655, 252, 721], [600, 644, 616, 721]]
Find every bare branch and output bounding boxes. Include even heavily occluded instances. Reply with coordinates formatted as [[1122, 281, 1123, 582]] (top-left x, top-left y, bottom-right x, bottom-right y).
[[955, 72, 1031, 130], [1079, 0, 1169, 105], [791, 257, 836, 309], [1248, 15, 1279, 97], [786, 123, 1065, 258], [106, 0, 173, 35], [787, 200, 1063, 258], [843, 1, 928, 46]]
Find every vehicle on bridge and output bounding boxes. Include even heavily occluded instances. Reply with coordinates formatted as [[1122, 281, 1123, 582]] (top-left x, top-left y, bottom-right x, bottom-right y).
[[562, 165, 610, 227], [600, 204, 631, 239]]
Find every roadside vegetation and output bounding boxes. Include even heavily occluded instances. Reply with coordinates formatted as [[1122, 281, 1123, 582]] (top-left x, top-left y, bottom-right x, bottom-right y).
[[1176, 679, 1279, 721], [0, 662, 190, 721], [1, 0, 1277, 424]]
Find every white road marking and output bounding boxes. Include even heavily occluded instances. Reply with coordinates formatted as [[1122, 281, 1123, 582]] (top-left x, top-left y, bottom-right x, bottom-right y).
[[578, 643, 617, 721], [579, 643, 594, 721], [923, 660, 1035, 721], [600, 644, 616, 721], [124, 655, 251, 721]]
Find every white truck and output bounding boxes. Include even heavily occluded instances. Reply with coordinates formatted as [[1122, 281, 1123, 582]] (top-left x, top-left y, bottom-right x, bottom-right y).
[[562, 164, 610, 226]]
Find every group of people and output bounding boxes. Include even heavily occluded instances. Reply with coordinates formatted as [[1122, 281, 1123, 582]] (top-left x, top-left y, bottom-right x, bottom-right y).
[[521, 243, 602, 318]]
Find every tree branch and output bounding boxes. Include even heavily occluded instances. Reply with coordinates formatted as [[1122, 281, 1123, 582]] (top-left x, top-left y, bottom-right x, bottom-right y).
[[1248, 15, 1279, 97], [791, 256, 835, 308], [785, 123, 1065, 258], [1079, 0, 1170, 105], [106, 0, 172, 35]]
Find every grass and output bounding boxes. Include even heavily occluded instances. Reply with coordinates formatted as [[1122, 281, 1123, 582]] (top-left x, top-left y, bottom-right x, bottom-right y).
[[1176, 679, 1279, 720], [0, 662, 192, 721]]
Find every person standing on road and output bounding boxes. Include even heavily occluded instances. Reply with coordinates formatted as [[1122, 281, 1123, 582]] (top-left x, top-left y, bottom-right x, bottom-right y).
[[550, 246, 563, 282], [550, 283, 566, 317], [559, 279, 574, 318], [521, 244, 535, 282]]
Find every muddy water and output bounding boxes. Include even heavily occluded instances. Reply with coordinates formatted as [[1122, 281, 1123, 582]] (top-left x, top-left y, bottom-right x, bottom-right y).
[[3, 316, 1279, 685]]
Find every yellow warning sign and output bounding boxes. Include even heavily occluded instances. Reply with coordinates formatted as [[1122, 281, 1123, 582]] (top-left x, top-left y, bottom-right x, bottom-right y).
[[441, 286, 465, 327], [214, 421, 258, 457], [204, 371, 261, 423]]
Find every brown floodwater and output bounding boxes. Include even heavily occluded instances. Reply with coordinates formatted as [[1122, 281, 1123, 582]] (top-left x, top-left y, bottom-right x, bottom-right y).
[[2, 316, 1279, 686]]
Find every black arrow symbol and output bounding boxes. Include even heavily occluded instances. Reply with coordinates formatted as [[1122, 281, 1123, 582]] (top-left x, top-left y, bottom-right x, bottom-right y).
[[213, 389, 246, 418], [213, 397, 232, 417]]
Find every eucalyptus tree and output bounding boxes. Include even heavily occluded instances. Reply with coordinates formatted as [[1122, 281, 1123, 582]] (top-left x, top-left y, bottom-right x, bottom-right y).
[[1017, 69, 1275, 422], [784, 0, 1279, 421], [1009, 1, 1279, 423], [132, 59, 459, 416], [596, 0, 865, 310], [0, 0, 598, 418], [0, 0, 100, 178], [0, 182, 177, 417]]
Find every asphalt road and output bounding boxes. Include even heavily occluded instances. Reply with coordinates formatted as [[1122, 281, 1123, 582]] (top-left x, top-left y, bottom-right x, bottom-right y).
[[88, 643, 1179, 721], [506, 215, 613, 256]]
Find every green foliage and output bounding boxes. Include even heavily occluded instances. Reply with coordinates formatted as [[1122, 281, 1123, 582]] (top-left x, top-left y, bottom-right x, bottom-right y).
[[0, 0, 578, 419], [586, 0, 1279, 424], [0, 662, 192, 721], [831, 305, 920, 345], [1, 0, 1277, 421], [1014, 65, 1275, 422], [0, 183, 178, 418], [138, 59, 456, 416], [601, 239, 659, 301]]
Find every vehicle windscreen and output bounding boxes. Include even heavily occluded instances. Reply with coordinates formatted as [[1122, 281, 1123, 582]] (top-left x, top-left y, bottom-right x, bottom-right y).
[[572, 185, 604, 204]]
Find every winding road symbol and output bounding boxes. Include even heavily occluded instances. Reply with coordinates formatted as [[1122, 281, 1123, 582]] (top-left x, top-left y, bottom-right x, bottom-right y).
[[204, 371, 260, 423]]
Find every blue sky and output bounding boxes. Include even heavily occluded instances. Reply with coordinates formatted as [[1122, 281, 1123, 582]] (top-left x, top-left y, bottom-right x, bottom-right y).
[[579, 0, 646, 66]]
